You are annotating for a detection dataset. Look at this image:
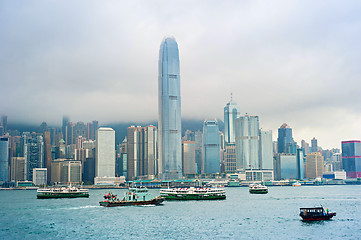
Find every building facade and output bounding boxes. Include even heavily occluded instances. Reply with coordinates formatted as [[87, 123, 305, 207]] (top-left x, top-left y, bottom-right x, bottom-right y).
[[0, 137, 9, 182], [158, 37, 182, 180], [202, 120, 220, 174], [235, 115, 260, 170], [277, 123, 296, 154], [305, 152, 324, 179], [224, 98, 240, 144], [259, 130, 273, 170], [182, 141, 196, 176], [95, 128, 115, 178], [341, 140, 361, 178], [32, 168, 47, 186]]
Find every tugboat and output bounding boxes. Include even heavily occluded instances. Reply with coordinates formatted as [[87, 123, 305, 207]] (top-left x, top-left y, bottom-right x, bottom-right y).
[[249, 183, 268, 194], [299, 206, 336, 221], [159, 187, 226, 200], [37, 184, 89, 199], [99, 187, 164, 207]]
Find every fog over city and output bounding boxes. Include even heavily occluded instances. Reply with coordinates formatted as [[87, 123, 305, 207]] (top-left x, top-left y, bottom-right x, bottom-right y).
[[1, 1, 361, 149]]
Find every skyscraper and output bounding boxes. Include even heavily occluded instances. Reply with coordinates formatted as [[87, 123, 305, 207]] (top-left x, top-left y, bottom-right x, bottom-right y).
[[43, 131, 52, 183], [0, 137, 9, 182], [158, 37, 182, 180], [126, 125, 158, 180], [311, 137, 318, 153], [224, 96, 240, 144], [202, 120, 220, 174], [182, 141, 196, 176], [341, 140, 361, 178], [95, 128, 115, 178], [23, 133, 44, 181], [235, 115, 260, 170], [277, 123, 296, 154], [305, 152, 324, 179], [259, 130, 273, 169], [1, 115, 8, 134]]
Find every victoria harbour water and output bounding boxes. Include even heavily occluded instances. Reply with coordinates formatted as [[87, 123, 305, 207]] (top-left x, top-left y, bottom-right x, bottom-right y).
[[1, 185, 360, 239]]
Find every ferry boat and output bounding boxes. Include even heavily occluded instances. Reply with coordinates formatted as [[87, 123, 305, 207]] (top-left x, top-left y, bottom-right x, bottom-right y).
[[159, 187, 226, 200], [37, 185, 89, 199], [99, 187, 164, 207], [299, 207, 336, 221], [249, 183, 268, 194]]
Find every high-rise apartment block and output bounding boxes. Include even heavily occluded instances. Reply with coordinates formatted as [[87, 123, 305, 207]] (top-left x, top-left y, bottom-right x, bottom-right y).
[[341, 140, 361, 178], [158, 37, 182, 180]]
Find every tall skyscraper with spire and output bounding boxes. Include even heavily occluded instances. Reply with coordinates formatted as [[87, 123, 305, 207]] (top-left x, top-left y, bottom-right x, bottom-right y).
[[158, 37, 182, 180], [224, 94, 240, 144]]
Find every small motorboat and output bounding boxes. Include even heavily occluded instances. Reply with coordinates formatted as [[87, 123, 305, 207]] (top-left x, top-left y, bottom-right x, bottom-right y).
[[299, 207, 336, 221]]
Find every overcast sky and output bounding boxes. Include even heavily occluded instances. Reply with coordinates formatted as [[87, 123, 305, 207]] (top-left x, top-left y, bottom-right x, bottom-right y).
[[1, 0, 361, 149]]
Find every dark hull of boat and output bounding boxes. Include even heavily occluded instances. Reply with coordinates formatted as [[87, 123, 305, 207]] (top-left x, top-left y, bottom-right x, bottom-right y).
[[300, 213, 336, 221], [99, 197, 164, 207], [37, 193, 89, 199], [162, 194, 226, 200], [249, 189, 268, 194]]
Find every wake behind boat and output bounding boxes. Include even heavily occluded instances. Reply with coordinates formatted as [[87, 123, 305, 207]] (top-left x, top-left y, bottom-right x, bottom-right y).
[[37, 185, 89, 199], [160, 187, 226, 200], [99, 187, 164, 207]]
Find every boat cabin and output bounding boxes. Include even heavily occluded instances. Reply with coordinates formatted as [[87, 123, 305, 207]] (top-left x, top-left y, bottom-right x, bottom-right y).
[[300, 207, 324, 214]]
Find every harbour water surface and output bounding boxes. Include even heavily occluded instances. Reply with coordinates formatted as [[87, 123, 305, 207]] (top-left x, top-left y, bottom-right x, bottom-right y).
[[1, 185, 360, 239]]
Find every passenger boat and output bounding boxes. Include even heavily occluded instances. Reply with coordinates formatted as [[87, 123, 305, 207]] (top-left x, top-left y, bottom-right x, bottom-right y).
[[99, 187, 164, 207], [299, 207, 336, 221], [292, 181, 301, 187], [159, 187, 226, 200], [249, 183, 268, 194], [37, 185, 89, 199]]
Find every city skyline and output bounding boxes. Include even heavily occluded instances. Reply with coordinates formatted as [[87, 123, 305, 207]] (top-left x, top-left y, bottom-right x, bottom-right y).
[[1, 1, 361, 149]]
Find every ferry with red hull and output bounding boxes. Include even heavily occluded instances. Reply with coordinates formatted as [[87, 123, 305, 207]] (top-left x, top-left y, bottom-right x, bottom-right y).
[[299, 207, 336, 221]]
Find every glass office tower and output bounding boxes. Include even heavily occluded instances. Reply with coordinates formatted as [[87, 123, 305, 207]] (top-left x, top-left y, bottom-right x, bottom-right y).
[[158, 37, 182, 180], [342, 140, 361, 178], [224, 98, 240, 144], [235, 115, 260, 170], [277, 123, 296, 154], [202, 120, 220, 174], [0, 137, 9, 182]]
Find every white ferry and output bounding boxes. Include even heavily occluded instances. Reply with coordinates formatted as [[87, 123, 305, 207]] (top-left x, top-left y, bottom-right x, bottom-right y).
[[160, 187, 226, 200]]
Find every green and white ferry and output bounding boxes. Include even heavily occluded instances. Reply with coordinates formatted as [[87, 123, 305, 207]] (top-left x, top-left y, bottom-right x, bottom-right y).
[[249, 183, 268, 194], [37, 185, 89, 199], [160, 187, 226, 200]]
